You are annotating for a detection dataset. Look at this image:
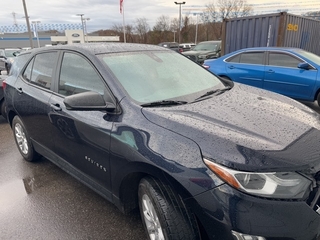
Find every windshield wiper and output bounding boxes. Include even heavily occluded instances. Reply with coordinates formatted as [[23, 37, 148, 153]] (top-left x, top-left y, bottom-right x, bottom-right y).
[[194, 87, 232, 101], [141, 100, 188, 107]]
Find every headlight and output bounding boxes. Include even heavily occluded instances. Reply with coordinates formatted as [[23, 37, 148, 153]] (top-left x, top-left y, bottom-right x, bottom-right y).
[[204, 158, 312, 199]]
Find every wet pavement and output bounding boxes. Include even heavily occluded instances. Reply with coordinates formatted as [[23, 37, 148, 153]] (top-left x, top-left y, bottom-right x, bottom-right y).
[[0, 117, 146, 240]]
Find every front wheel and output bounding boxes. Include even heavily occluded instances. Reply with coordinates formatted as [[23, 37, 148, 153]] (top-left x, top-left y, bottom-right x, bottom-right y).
[[138, 177, 200, 240], [12, 115, 40, 162]]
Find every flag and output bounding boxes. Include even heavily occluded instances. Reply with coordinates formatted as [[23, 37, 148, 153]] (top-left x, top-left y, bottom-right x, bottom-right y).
[[120, 0, 124, 13]]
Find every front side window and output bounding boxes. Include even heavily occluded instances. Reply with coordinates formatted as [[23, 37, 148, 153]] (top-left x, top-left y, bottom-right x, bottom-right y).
[[268, 52, 301, 68], [58, 52, 105, 96], [22, 52, 57, 89]]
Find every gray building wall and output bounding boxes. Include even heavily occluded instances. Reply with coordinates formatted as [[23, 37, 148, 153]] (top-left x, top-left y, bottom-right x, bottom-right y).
[[0, 33, 52, 49]]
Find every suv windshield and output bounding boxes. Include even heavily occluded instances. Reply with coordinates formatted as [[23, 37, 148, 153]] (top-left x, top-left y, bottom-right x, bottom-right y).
[[193, 43, 219, 51], [100, 51, 224, 103]]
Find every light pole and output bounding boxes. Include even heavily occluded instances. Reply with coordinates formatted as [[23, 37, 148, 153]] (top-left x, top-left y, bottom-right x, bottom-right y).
[[83, 17, 90, 43], [173, 30, 176, 42], [76, 14, 85, 43], [32, 21, 41, 48], [174, 1, 186, 44], [194, 13, 202, 44], [22, 0, 34, 48]]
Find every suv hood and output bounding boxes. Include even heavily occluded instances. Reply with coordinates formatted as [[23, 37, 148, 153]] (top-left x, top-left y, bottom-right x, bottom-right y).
[[142, 84, 320, 173]]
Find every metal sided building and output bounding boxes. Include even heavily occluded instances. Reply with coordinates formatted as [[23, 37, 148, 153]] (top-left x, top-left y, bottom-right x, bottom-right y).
[[221, 12, 320, 56]]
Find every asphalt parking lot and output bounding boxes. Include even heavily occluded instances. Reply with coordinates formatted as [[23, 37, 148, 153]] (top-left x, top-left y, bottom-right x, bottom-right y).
[[0, 116, 146, 240], [1, 99, 320, 240]]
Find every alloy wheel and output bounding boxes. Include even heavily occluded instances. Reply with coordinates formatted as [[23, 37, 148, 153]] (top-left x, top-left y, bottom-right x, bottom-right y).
[[141, 194, 165, 240], [14, 123, 29, 155]]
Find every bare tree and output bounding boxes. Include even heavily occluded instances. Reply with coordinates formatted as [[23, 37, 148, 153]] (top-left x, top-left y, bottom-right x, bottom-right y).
[[112, 23, 123, 34], [112, 23, 134, 42], [205, 0, 252, 22], [181, 16, 191, 43], [205, 3, 218, 22], [125, 24, 134, 43], [197, 0, 252, 40], [152, 15, 172, 43], [153, 15, 171, 32], [303, 11, 320, 20], [135, 18, 150, 43], [216, 0, 252, 19]]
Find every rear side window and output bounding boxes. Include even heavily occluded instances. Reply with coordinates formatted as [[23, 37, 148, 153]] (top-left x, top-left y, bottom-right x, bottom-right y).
[[239, 52, 264, 65], [268, 52, 301, 68], [226, 52, 264, 65], [22, 52, 57, 90], [58, 52, 105, 96], [226, 54, 241, 63]]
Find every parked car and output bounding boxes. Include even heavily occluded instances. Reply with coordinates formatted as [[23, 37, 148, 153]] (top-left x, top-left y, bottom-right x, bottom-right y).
[[203, 47, 320, 106], [182, 40, 221, 64], [158, 42, 182, 53], [0, 48, 21, 74], [4, 43, 320, 240], [179, 42, 195, 52]]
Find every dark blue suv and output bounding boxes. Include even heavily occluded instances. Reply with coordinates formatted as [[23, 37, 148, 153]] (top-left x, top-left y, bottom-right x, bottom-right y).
[[4, 43, 320, 240]]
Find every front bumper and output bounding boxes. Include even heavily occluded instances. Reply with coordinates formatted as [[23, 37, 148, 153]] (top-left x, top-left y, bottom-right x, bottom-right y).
[[190, 184, 320, 240]]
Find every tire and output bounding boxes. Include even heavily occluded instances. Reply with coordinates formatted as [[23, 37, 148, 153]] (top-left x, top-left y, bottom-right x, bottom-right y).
[[317, 92, 320, 107], [138, 177, 200, 240], [12, 115, 40, 162], [0, 99, 6, 119]]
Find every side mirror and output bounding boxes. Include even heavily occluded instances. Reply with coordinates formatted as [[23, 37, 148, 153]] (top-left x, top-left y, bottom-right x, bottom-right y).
[[64, 91, 116, 112], [298, 62, 310, 70]]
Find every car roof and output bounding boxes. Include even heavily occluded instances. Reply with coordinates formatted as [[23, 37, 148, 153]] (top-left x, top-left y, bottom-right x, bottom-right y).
[[30, 43, 170, 55], [236, 47, 302, 52]]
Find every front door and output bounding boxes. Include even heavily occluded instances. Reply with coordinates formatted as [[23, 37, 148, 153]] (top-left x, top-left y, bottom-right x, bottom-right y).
[[49, 51, 114, 195], [264, 51, 317, 100]]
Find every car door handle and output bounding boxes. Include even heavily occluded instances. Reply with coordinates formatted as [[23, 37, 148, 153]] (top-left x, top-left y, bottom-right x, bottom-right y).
[[50, 103, 62, 111], [16, 87, 23, 94], [228, 65, 235, 69], [266, 69, 275, 73]]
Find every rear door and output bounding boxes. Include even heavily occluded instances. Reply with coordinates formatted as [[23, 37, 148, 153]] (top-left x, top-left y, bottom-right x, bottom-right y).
[[13, 51, 58, 150], [225, 51, 265, 88], [264, 51, 317, 100], [49, 51, 114, 194]]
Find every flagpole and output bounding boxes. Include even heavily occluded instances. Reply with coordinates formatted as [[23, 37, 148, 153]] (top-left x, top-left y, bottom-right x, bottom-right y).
[[122, 2, 126, 43]]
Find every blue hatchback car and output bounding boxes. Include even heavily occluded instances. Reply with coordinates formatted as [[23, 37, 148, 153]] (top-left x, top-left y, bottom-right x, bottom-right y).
[[204, 47, 320, 106]]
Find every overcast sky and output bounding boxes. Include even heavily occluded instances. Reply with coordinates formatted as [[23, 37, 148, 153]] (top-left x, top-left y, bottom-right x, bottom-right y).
[[0, 0, 319, 33]]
